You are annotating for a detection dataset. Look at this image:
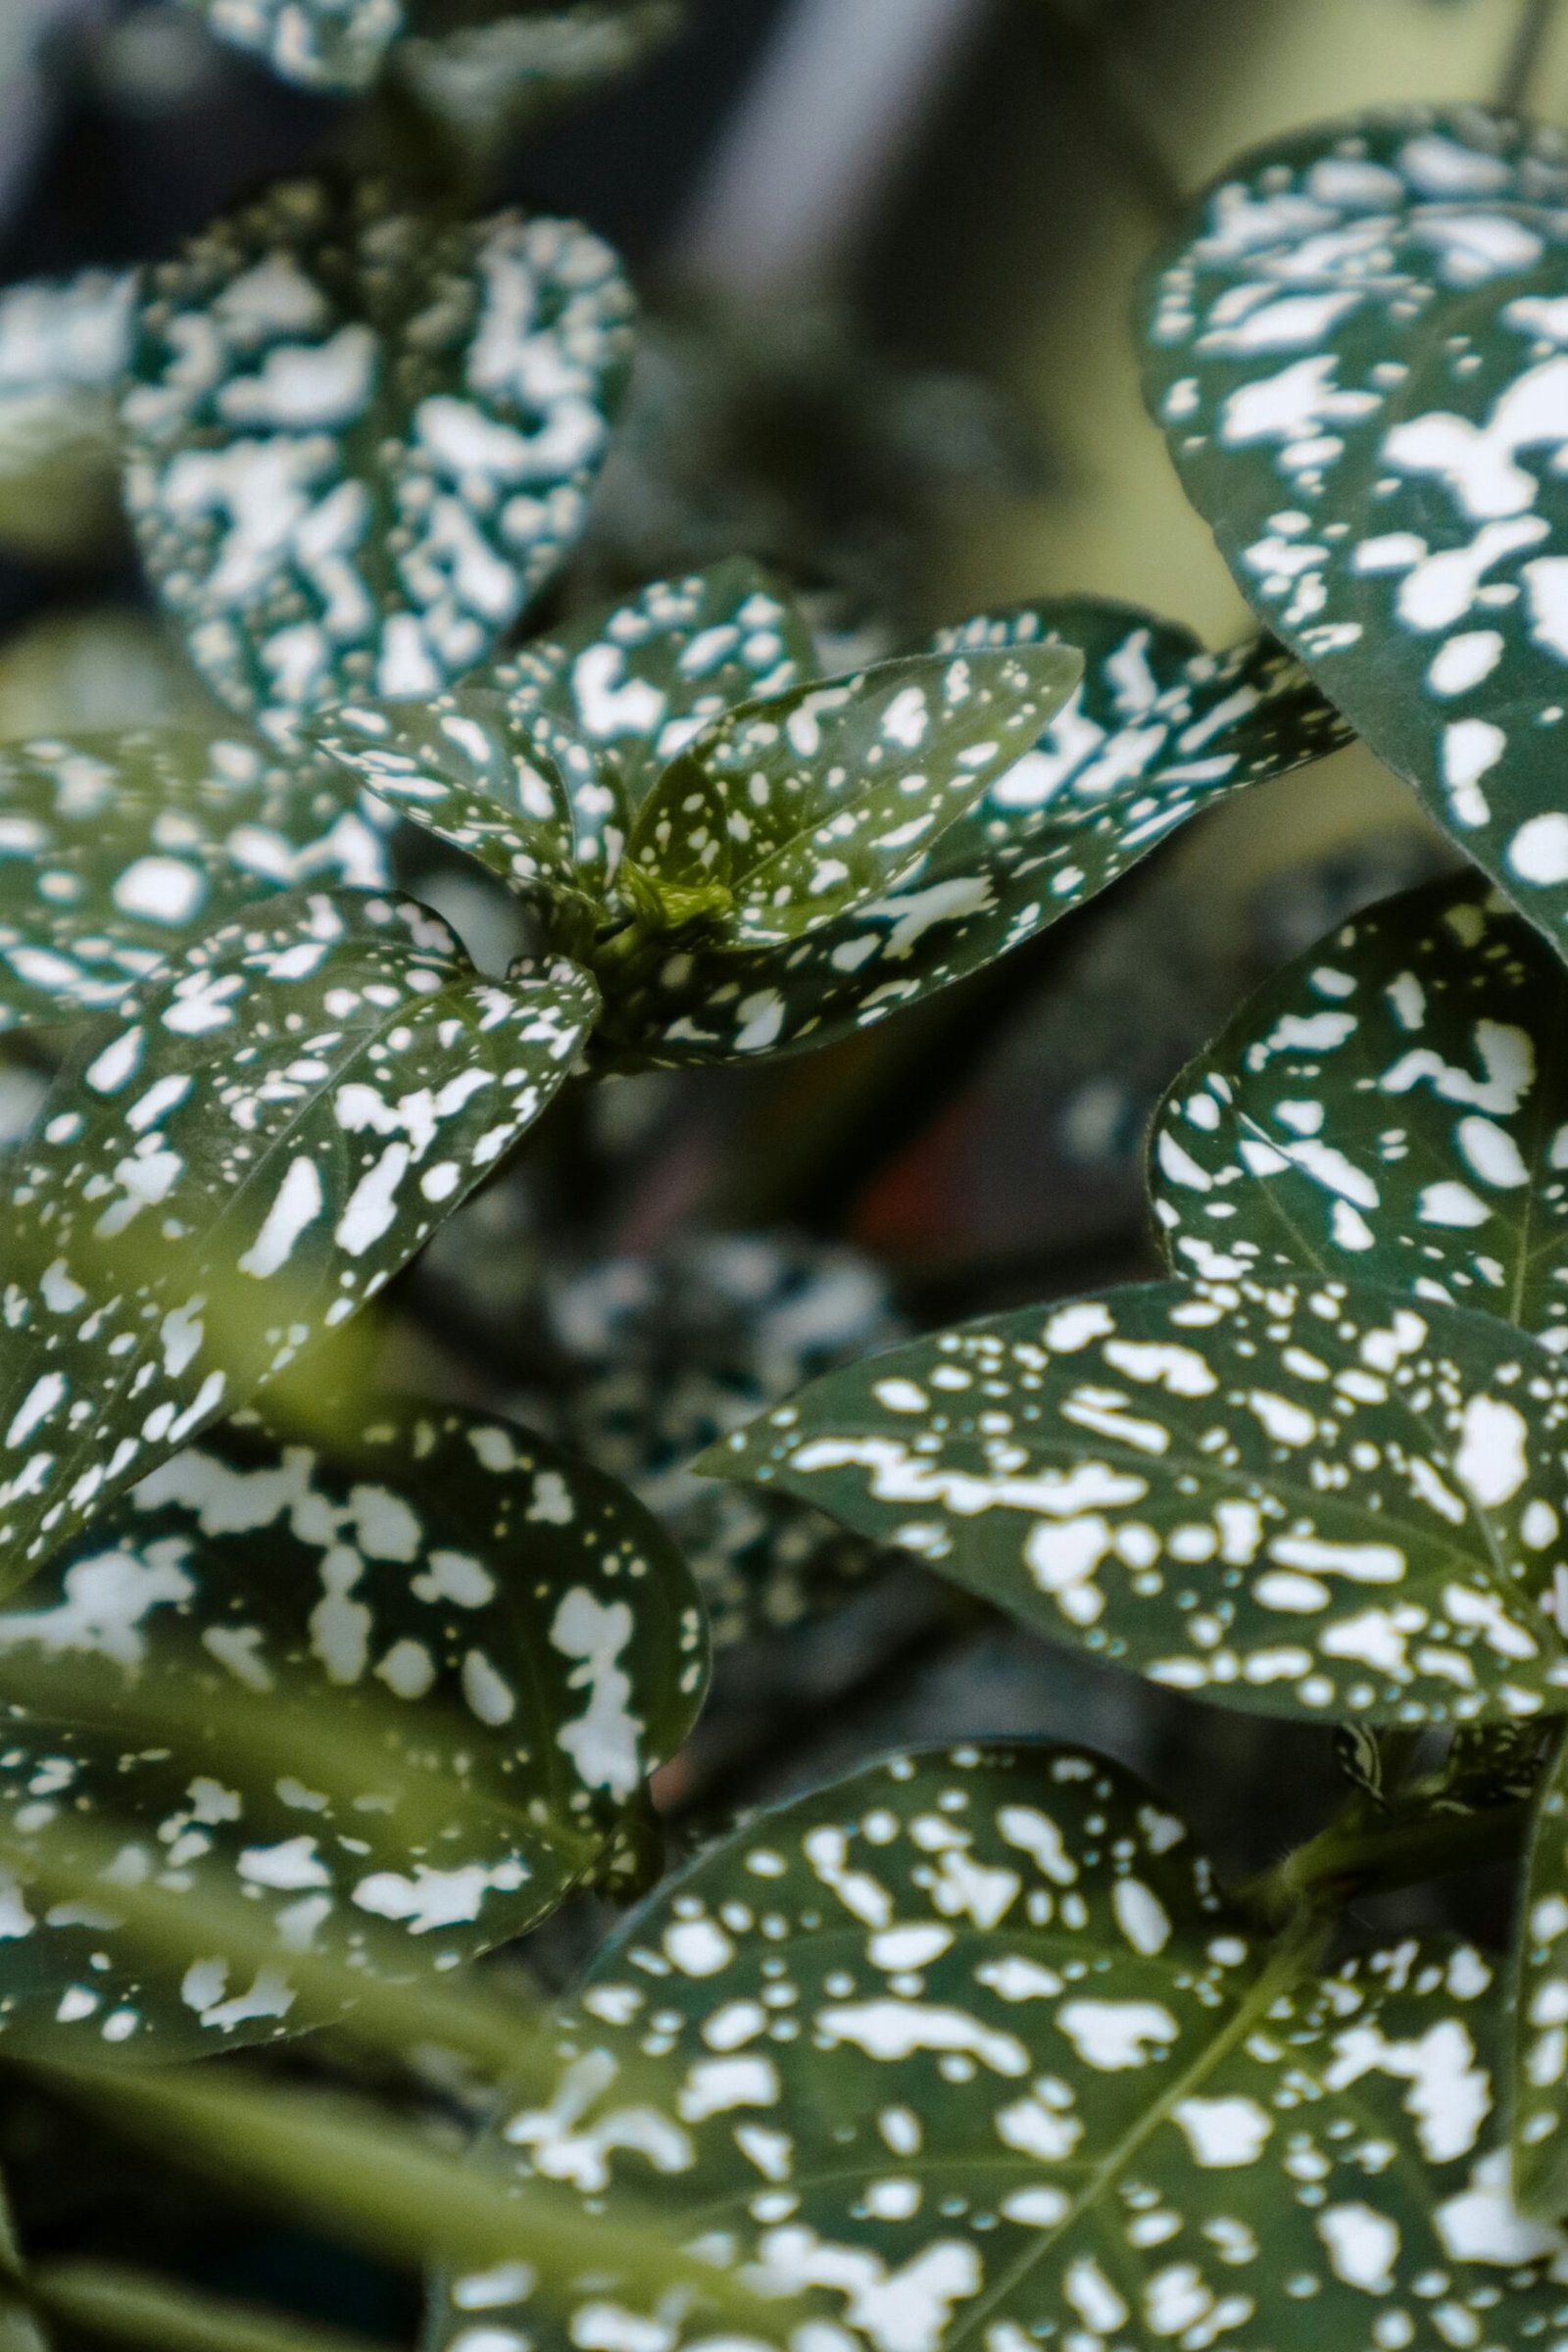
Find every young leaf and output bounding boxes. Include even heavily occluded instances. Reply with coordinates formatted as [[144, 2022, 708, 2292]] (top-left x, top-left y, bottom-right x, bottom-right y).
[[182, 0, 404, 92], [488, 558, 816, 836], [0, 891, 597, 1583], [0, 1401, 705, 2058], [0, 272, 134, 563], [595, 601, 1347, 1068], [311, 692, 594, 921], [0, 730, 387, 1031], [122, 179, 635, 736], [619, 645, 1082, 952], [1152, 873, 1568, 1339], [702, 1275, 1568, 1723], [435, 1743, 1568, 2352], [1140, 105, 1568, 959]]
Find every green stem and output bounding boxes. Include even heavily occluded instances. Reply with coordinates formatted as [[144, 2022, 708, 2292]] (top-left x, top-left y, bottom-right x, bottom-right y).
[[1236, 1792, 1531, 1931]]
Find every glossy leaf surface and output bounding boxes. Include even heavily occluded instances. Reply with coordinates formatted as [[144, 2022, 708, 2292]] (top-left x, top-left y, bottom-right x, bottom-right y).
[[436, 1744, 1568, 2352], [0, 730, 386, 1031], [0, 1402, 703, 2057], [621, 645, 1082, 951], [122, 179, 634, 735], [703, 1276, 1568, 1723], [599, 600, 1347, 1067], [0, 891, 596, 1583], [1152, 875, 1568, 1339], [1141, 106, 1568, 958]]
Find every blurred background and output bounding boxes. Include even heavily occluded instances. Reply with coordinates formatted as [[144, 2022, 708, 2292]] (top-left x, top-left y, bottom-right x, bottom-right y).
[[0, 2, 1563, 2335]]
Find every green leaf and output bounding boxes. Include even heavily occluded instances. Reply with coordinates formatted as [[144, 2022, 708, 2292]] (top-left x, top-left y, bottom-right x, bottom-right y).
[[0, 730, 387, 1032], [395, 3, 686, 151], [0, 1400, 704, 2057], [597, 600, 1347, 1068], [182, 0, 403, 91], [435, 1742, 1568, 2352], [620, 646, 1082, 954], [1512, 1727, 1568, 2216], [0, 890, 597, 1584], [0, 272, 133, 563], [1140, 104, 1568, 961], [122, 179, 635, 737], [32, 2264, 380, 2352], [0, 614, 224, 742], [1151, 873, 1568, 1341], [702, 1274, 1568, 1724]]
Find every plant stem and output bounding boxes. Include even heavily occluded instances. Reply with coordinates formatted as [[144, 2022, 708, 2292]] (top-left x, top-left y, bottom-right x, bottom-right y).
[[1497, 0, 1560, 112], [1236, 1793, 1531, 1931], [1028, 0, 1184, 223]]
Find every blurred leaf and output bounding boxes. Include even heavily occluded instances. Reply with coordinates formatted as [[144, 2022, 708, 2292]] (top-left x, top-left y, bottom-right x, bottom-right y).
[[32, 2262, 380, 2352], [53, 2067, 775, 2325], [523, 1234, 903, 1650], [0, 616, 224, 743], [601, 601, 1347, 1067], [122, 178, 634, 735], [435, 1742, 1565, 2352], [0, 274, 133, 564], [1141, 105, 1568, 961], [396, 2, 685, 152], [1513, 1728, 1568, 2210], [619, 645, 1081, 953], [0, 890, 596, 1584], [0, 1400, 704, 2057], [0, 732, 386, 1031], [703, 1274, 1568, 1723], [1152, 873, 1568, 1337], [181, 0, 403, 91]]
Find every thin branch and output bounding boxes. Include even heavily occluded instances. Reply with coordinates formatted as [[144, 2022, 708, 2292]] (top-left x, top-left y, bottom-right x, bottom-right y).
[[1497, 0, 1560, 113]]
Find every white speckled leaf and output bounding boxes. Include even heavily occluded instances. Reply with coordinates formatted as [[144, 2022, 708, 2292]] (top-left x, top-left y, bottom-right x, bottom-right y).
[[1141, 105, 1568, 961], [183, 0, 403, 91], [702, 1276, 1568, 1724], [396, 3, 686, 148], [1151, 874, 1568, 1339], [433, 1743, 1568, 2352], [0, 271, 134, 562], [0, 729, 388, 1031], [597, 600, 1346, 1069], [0, 890, 597, 1586], [486, 559, 817, 863], [122, 178, 635, 737], [619, 647, 1082, 953], [0, 1400, 704, 2059], [312, 691, 595, 922]]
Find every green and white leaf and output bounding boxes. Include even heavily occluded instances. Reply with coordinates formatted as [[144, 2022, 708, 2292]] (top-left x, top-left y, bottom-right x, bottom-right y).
[[598, 600, 1347, 1068], [0, 1400, 704, 2058], [395, 2, 685, 149], [702, 1275, 1568, 1723], [0, 890, 596, 1585], [0, 271, 133, 561], [1141, 105, 1568, 961], [486, 558, 816, 868], [312, 691, 595, 924], [1151, 873, 1568, 1340], [0, 730, 387, 1031], [182, 0, 403, 90], [620, 646, 1081, 953], [122, 178, 635, 736], [436, 1743, 1568, 2352]]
